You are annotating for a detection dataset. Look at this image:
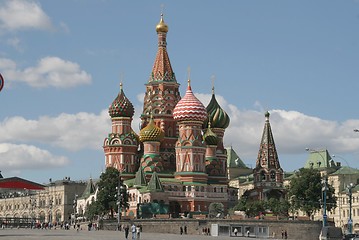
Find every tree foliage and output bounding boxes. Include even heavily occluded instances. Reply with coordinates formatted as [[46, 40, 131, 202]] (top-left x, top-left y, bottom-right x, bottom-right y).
[[287, 168, 337, 217], [233, 195, 289, 218], [96, 167, 120, 218]]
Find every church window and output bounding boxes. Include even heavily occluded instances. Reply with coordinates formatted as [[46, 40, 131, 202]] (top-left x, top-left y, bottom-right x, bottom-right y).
[[270, 171, 276, 181], [260, 171, 266, 181]]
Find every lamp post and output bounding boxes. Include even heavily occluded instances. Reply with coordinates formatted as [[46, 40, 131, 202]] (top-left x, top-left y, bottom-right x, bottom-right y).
[[73, 194, 78, 226], [29, 193, 37, 228], [321, 177, 328, 227], [116, 179, 124, 230], [346, 183, 354, 235]]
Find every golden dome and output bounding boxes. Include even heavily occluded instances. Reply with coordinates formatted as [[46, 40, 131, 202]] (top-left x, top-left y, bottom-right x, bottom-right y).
[[156, 14, 168, 33], [139, 117, 164, 142]]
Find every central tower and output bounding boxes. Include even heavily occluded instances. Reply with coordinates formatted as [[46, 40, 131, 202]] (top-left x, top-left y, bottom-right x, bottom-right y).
[[141, 14, 181, 172]]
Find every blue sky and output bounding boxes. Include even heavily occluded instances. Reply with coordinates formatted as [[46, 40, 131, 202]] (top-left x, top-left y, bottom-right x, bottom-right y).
[[1, 0, 359, 184]]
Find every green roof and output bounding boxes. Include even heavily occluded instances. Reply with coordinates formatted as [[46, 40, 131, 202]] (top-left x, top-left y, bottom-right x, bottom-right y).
[[330, 166, 359, 175], [226, 146, 247, 168], [304, 149, 337, 169]]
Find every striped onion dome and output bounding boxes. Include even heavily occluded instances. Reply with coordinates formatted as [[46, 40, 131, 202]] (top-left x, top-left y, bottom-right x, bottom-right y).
[[203, 122, 219, 145], [204, 87, 230, 129], [139, 116, 164, 142], [109, 83, 134, 118], [173, 80, 207, 122]]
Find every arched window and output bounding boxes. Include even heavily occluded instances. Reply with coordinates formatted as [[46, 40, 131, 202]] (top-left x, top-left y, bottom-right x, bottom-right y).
[[270, 171, 276, 181], [260, 171, 266, 181]]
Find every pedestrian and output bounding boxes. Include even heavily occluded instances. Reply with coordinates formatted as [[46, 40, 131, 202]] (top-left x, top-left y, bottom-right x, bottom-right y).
[[184, 225, 187, 234], [136, 225, 141, 240], [234, 228, 238, 236], [180, 226, 183, 235], [131, 223, 136, 240], [124, 225, 129, 239], [247, 230, 250, 237], [281, 229, 284, 239], [284, 230, 288, 239]]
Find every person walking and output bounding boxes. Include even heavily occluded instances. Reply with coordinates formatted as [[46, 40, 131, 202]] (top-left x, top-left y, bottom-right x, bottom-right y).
[[234, 228, 238, 236], [131, 223, 136, 240], [136, 225, 141, 240], [124, 225, 129, 240], [180, 226, 183, 235]]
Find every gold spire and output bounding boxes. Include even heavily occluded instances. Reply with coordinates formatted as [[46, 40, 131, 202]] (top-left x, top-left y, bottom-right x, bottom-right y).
[[156, 13, 168, 33]]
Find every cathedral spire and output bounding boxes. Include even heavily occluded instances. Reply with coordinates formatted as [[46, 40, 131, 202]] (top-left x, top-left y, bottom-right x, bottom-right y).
[[256, 111, 281, 169], [149, 13, 176, 83]]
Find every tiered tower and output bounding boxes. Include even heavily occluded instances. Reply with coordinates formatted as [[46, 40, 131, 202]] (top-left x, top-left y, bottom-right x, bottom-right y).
[[103, 83, 139, 180], [141, 14, 181, 172], [203, 86, 230, 184], [173, 79, 208, 183], [253, 111, 284, 200]]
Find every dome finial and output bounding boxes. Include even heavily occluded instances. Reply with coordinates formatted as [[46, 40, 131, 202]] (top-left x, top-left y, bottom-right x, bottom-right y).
[[119, 72, 124, 91], [187, 66, 191, 87], [211, 74, 215, 94]]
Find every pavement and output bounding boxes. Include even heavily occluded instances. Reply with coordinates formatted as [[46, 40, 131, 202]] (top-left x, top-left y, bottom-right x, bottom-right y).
[[0, 228, 263, 240]]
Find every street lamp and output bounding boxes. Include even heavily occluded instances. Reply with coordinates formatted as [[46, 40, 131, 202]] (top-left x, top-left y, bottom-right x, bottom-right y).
[[346, 183, 354, 235], [73, 194, 78, 225], [321, 177, 328, 228], [116, 179, 125, 230], [29, 193, 37, 228]]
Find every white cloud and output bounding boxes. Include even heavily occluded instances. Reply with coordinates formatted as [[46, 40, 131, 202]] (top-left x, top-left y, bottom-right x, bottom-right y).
[[0, 0, 53, 31], [0, 57, 92, 88], [0, 143, 69, 170], [0, 111, 110, 151]]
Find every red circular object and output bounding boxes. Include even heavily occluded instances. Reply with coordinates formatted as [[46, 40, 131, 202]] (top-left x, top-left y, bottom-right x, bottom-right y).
[[0, 74, 4, 92]]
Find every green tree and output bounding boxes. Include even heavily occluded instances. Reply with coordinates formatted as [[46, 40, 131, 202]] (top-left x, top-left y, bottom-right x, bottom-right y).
[[96, 167, 120, 218], [267, 198, 290, 216], [287, 168, 337, 217], [209, 202, 224, 218], [85, 201, 103, 221]]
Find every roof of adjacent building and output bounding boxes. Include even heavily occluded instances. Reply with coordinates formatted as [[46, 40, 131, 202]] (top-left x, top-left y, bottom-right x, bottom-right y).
[[0, 177, 45, 190], [226, 146, 247, 168], [304, 149, 338, 170]]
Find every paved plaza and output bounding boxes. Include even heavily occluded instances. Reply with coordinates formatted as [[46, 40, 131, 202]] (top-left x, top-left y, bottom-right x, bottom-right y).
[[0, 228, 263, 240]]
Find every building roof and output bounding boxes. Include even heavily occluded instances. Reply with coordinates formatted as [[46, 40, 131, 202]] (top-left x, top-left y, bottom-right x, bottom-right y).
[[330, 166, 359, 175], [304, 149, 337, 169], [226, 146, 247, 168], [0, 177, 44, 190], [255, 111, 282, 170]]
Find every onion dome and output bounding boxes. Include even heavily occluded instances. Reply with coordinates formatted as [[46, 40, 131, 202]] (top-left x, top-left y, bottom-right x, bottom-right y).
[[173, 80, 207, 122], [109, 83, 134, 118], [204, 87, 230, 129], [203, 122, 219, 145], [156, 13, 168, 33], [139, 116, 165, 142]]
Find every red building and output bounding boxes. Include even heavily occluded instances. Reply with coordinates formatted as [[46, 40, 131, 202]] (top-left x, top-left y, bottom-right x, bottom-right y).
[[103, 14, 230, 218]]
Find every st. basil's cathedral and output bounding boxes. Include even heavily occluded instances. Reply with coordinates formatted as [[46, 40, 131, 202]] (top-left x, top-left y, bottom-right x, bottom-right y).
[[103, 14, 284, 218]]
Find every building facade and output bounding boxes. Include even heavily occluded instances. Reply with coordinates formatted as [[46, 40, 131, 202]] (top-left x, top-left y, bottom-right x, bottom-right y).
[[0, 177, 86, 225]]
